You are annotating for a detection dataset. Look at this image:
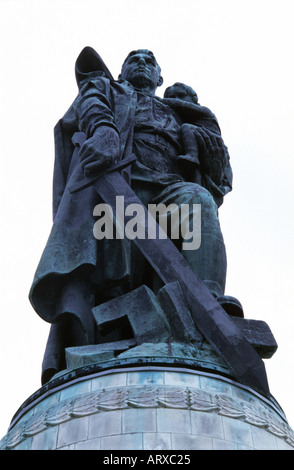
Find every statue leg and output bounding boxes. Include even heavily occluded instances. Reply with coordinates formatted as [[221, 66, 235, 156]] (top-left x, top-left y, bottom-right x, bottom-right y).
[[152, 181, 227, 297]]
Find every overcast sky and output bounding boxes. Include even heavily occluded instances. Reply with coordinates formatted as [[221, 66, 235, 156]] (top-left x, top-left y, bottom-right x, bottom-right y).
[[1, 0, 294, 440]]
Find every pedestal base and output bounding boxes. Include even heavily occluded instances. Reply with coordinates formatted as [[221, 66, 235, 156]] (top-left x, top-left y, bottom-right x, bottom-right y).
[[1, 363, 293, 450]]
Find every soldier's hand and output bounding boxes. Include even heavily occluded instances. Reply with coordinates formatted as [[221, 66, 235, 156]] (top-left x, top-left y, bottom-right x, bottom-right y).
[[193, 127, 226, 163], [193, 127, 228, 185], [79, 126, 120, 177]]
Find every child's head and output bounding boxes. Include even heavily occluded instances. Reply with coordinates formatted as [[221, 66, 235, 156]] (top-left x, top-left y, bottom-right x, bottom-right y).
[[164, 82, 198, 104]]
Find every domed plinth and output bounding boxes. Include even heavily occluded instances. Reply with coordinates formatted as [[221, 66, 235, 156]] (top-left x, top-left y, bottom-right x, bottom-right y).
[[1, 361, 293, 450]]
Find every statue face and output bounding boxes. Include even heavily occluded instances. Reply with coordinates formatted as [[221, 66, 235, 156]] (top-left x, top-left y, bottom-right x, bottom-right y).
[[164, 83, 198, 104], [120, 51, 163, 93], [165, 84, 189, 100]]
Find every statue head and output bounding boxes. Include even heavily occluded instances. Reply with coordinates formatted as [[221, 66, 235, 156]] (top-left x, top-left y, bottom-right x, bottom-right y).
[[164, 82, 198, 104], [119, 49, 163, 94]]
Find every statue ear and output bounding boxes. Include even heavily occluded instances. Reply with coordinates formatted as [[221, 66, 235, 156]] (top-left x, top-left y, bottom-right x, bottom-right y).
[[157, 76, 163, 87]]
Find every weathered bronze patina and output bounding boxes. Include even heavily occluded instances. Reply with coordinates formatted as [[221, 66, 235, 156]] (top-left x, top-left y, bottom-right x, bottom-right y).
[[29, 47, 275, 396]]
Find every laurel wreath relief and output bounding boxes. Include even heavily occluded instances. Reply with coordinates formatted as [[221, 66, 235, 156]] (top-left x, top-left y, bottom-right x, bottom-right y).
[[1, 384, 293, 449]]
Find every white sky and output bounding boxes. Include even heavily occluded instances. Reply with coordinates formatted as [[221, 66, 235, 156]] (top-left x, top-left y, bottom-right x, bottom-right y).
[[0, 0, 294, 440]]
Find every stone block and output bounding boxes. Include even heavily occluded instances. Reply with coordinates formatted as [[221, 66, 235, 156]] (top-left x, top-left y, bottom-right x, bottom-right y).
[[251, 425, 278, 450], [236, 443, 254, 450], [101, 433, 143, 450], [190, 410, 224, 439], [127, 370, 164, 386], [157, 408, 191, 434], [143, 432, 172, 450], [122, 408, 156, 433], [31, 426, 58, 450], [199, 375, 233, 395], [212, 438, 238, 450], [88, 410, 122, 439], [75, 437, 101, 450], [171, 433, 213, 450], [57, 444, 75, 450], [164, 370, 200, 388], [13, 437, 33, 450], [222, 416, 254, 448], [57, 416, 89, 448], [91, 371, 127, 390], [33, 392, 61, 414], [276, 438, 294, 450], [66, 340, 136, 369], [59, 379, 91, 402]]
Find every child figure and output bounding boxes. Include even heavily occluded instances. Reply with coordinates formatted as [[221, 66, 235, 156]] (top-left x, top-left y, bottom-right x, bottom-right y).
[[164, 82, 227, 186]]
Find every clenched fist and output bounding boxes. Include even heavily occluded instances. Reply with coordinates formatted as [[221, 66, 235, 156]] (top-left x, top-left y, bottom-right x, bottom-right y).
[[79, 126, 120, 177]]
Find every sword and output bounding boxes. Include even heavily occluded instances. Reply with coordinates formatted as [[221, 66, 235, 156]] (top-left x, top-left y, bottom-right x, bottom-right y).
[[70, 135, 270, 397]]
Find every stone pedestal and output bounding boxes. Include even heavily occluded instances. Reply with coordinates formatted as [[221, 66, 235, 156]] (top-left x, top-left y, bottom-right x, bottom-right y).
[[1, 284, 292, 450], [1, 361, 293, 450]]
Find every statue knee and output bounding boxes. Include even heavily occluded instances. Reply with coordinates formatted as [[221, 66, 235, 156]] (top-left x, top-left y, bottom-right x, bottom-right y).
[[184, 184, 218, 218]]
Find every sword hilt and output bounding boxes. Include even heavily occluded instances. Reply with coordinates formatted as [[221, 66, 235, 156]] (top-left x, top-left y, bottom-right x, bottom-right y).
[[69, 132, 137, 193]]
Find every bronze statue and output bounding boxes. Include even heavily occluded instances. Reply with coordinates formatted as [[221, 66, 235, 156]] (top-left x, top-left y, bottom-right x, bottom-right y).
[[29, 47, 238, 385]]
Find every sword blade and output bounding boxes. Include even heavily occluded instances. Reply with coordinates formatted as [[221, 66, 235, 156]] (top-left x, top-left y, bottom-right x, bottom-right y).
[[93, 170, 270, 396]]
